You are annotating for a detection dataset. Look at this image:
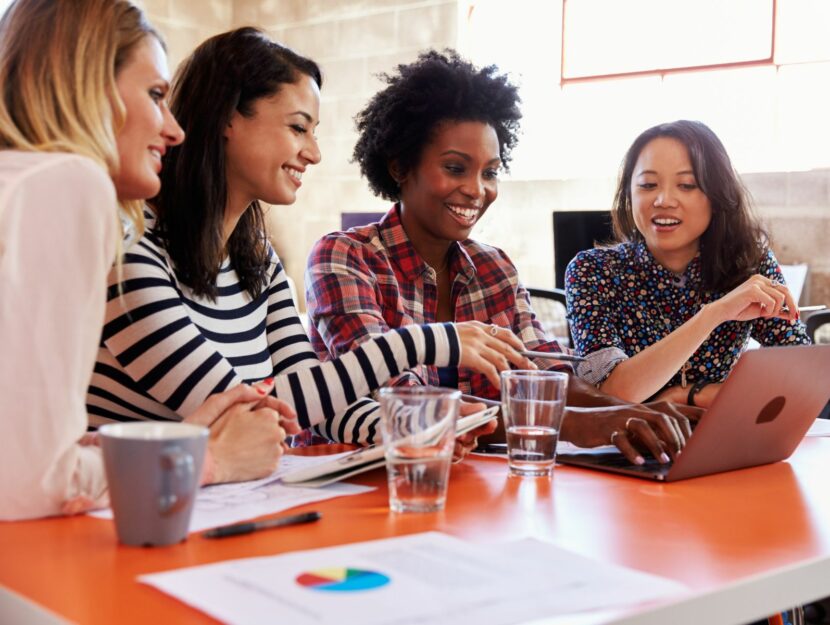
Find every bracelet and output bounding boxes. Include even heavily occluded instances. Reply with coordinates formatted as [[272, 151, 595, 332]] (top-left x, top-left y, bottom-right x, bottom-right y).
[[687, 380, 710, 407]]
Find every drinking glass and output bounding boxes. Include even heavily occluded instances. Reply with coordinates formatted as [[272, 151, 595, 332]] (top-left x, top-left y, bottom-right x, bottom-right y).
[[501, 370, 568, 477], [378, 387, 460, 513]]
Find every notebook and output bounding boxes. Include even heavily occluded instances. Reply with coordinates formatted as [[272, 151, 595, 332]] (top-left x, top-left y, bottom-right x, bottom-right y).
[[556, 344, 830, 482], [281, 406, 500, 487]]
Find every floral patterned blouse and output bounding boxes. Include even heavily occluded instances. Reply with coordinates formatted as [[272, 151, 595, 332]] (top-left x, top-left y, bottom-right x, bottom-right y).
[[565, 241, 811, 391]]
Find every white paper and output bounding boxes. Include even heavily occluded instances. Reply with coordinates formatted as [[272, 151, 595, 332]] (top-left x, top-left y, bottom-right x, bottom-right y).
[[805, 418, 830, 437], [90, 452, 375, 532], [140, 532, 687, 625]]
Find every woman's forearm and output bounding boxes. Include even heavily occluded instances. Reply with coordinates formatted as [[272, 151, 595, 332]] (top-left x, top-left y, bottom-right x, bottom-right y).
[[598, 304, 723, 402]]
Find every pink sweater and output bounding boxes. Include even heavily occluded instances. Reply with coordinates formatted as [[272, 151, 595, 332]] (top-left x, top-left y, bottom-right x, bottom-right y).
[[0, 151, 118, 520]]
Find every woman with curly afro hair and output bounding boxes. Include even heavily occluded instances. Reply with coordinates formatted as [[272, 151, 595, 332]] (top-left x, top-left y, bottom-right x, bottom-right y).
[[306, 50, 698, 464]]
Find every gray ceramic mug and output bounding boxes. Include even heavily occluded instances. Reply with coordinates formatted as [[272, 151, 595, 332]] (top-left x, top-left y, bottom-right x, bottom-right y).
[[99, 422, 208, 546]]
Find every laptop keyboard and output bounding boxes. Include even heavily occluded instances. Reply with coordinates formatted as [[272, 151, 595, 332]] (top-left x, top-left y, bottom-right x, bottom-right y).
[[591, 454, 672, 476]]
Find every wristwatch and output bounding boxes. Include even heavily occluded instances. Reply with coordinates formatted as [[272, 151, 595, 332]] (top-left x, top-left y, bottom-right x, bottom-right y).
[[687, 379, 710, 407]]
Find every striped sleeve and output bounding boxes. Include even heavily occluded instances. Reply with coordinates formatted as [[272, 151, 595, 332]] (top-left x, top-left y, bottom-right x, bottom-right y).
[[92, 238, 460, 443], [305, 232, 431, 389], [264, 257, 413, 445]]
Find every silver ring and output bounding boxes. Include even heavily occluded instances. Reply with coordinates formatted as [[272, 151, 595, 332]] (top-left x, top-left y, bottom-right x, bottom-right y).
[[610, 430, 623, 445], [624, 417, 635, 431], [489, 325, 499, 336]]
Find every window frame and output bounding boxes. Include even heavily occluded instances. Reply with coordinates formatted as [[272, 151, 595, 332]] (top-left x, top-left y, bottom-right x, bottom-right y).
[[559, 0, 778, 85]]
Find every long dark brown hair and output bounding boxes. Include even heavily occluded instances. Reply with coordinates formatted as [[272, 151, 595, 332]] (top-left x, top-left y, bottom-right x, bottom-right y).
[[611, 120, 767, 292], [151, 27, 321, 300]]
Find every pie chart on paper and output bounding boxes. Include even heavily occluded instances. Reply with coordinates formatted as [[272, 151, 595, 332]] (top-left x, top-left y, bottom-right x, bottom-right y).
[[295, 567, 390, 592]]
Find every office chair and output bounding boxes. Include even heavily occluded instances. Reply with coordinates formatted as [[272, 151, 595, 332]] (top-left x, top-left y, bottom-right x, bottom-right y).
[[806, 310, 830, 344], [552, 210, 613, 289], [526, 287, 570, 347], [805, 310, 830, 421]]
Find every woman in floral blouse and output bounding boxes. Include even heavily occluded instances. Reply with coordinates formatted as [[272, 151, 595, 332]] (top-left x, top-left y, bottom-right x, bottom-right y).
[[566, 120, 810, 408]]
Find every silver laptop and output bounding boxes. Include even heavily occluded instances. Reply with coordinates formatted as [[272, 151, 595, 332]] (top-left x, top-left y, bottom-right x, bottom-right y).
[[556, 344, 830, 482]]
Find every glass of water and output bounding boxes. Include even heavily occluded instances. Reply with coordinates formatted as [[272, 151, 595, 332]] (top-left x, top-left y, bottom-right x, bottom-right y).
[[378, 387, 460, 513], [501, 370, 569, 477]]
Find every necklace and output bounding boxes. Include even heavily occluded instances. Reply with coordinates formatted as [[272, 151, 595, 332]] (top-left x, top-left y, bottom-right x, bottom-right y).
[[429, 256, 450, 277], [663, 280, 703, 389]]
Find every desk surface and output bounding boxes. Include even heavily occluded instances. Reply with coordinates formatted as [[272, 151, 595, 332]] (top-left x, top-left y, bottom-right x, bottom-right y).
[[2, 439, 830, 625]]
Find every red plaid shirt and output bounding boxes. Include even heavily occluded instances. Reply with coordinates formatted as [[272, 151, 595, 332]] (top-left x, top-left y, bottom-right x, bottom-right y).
[[306, 205, 569, 400]]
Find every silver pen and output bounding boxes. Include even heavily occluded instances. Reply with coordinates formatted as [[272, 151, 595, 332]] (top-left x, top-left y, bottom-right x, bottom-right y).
[[521, 350, 585, 363]]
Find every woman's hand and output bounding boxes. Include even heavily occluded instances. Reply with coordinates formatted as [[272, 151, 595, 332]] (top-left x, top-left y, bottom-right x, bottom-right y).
[[709, 274, 798, 324], [452, 401, 498, 462], [561, 403, 695, 465], [185, 380, 299, 485], [455, 321, 536, 388]]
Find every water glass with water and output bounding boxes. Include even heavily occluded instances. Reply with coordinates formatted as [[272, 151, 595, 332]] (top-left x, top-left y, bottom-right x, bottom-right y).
[[378, 387, 460, 513], [501, 370, 568, 477]]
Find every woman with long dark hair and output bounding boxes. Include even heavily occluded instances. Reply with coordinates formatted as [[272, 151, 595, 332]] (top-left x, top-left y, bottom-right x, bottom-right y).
[[87, 29, 531, 476], [566, 120, 810, 408]]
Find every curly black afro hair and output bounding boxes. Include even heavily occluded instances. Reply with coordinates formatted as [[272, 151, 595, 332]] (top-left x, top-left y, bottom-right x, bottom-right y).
[[353, 49, 522, 201]]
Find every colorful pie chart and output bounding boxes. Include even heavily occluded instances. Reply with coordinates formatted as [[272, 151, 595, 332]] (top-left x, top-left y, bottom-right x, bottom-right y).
[[295, 567, 390, 592]]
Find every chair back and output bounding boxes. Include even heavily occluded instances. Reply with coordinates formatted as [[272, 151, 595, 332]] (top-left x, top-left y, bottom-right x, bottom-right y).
[[526, 287, 570, 347], [806, 310, 830, 344]]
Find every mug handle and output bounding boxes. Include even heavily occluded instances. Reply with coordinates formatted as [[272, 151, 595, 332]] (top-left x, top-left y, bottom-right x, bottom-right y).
[[158, 445, 196, 516]]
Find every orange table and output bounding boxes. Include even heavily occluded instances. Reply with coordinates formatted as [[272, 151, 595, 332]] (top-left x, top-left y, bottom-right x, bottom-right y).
[[3, 439, 830, 625]]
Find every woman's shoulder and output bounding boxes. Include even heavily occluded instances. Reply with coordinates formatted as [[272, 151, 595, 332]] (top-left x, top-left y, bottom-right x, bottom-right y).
[[568, 242, 632, 273], [463, 238, 514, 265], [0, 150, 113, 200], [309, 223, 384, 268]]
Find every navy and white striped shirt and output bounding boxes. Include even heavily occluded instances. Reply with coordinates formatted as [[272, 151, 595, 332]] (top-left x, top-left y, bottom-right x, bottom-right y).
[[86, 214, 460, 445]]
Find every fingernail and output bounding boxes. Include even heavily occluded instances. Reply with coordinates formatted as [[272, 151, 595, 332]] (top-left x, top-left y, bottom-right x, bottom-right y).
[[660, 452, 670, 463], [263, 377, 274, 386], [635, 456, 645, 465]]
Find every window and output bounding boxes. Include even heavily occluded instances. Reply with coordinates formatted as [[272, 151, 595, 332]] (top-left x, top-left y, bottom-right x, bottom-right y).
[[459, 0, 830, 178], [561, 0, 775, 82]]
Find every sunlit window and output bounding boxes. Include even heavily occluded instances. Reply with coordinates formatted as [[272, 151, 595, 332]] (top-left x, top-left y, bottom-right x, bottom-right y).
[[460, 0, 830, 178], [562, 0, 774, 81]]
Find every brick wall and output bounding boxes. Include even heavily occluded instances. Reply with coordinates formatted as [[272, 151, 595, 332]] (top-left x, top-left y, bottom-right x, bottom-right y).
[[138, 0, 830, 313], [230, 0, 459, 306]]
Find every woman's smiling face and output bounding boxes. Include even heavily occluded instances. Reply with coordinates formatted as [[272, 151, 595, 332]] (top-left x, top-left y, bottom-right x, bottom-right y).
[[397, 120, 501, 245], [631, 136, 712, 271]]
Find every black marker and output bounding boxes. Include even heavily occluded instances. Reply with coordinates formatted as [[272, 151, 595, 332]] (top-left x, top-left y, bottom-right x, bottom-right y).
[[202, 511, 322, 539]]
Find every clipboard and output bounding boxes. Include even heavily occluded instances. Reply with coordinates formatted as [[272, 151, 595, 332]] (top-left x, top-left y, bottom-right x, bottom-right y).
[[281, 406, 500, 488]]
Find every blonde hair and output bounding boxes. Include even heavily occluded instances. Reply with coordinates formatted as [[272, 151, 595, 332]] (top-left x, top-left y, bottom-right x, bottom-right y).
[[0, 0, 163, 239]]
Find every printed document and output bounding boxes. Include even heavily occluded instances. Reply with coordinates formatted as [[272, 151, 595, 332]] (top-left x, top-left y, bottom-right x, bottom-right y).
[[90, 452, 374, 532], [140, 531, 686, 625]]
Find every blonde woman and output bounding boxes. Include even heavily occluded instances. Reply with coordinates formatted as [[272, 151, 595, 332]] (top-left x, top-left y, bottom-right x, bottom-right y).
[[0, 0, 293, 521]]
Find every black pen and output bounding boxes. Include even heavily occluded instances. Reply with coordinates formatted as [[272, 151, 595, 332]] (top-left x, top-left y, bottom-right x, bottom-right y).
[[474, 443, 508, 455], [202, 511, 322, 539]]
